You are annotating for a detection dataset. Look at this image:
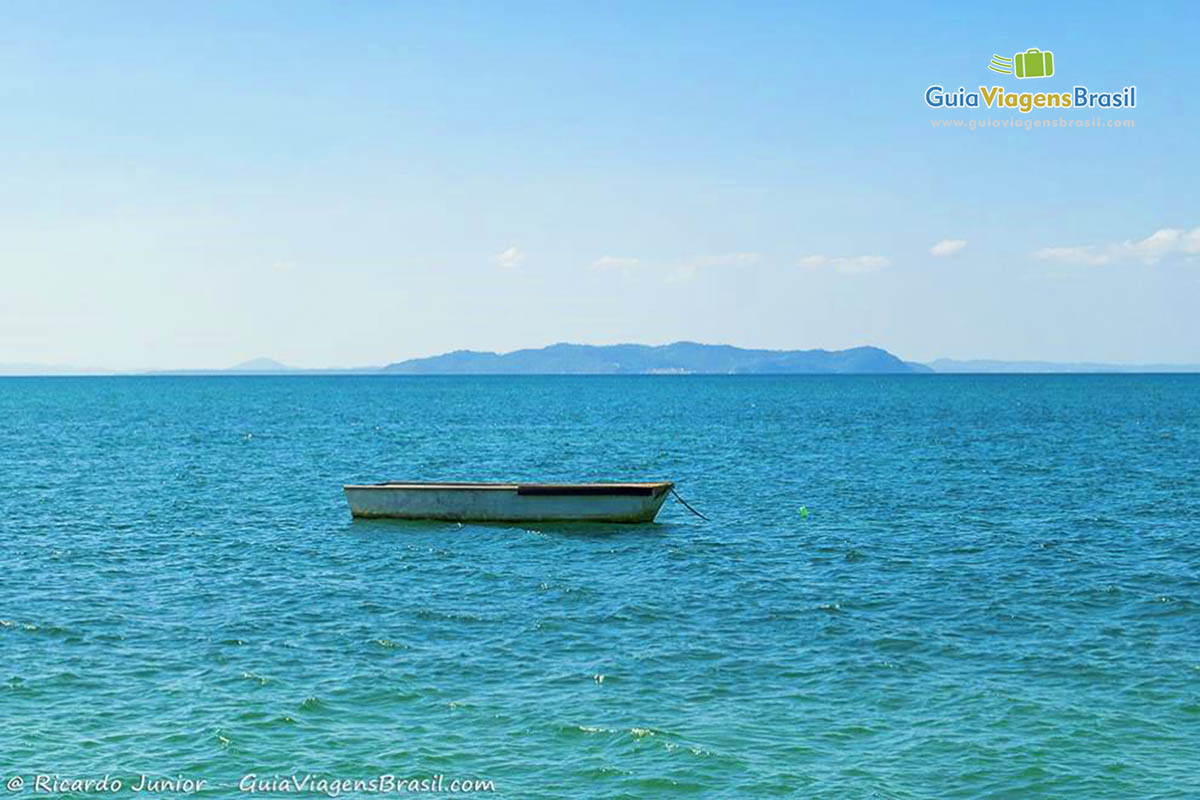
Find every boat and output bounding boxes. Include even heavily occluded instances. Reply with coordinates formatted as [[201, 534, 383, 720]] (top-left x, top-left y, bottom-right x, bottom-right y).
[[343, 481, 674, 523]]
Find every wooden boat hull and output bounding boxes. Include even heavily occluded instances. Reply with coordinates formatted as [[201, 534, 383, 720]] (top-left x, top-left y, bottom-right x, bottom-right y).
[[343, 482, 673, 523]]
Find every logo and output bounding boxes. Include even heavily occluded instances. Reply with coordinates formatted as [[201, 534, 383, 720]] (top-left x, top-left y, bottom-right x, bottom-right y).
[[924, 48, 1135, 114], [989, 48, 1055, 79]]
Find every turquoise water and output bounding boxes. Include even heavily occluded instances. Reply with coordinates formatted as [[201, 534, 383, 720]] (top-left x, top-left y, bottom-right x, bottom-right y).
[[2, 375, 1198, 798]]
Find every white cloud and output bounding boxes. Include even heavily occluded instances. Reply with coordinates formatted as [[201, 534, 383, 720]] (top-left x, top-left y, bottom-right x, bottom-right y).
[[1035, 226, 1200, 266], [592, 252, 758, 283], [799, 253, 890, 275], [1033, 246, 1112, 266], [930, 239, 967, 257], [666, 265, 698, 284], [667, 252, 759, 283], [691, 252, 760, 268], [592, 256, 641, 270], [494, 246, 525, 269]]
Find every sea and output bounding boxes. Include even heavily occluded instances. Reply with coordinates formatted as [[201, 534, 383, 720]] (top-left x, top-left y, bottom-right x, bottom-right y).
[[1, 375, 1198, 798]]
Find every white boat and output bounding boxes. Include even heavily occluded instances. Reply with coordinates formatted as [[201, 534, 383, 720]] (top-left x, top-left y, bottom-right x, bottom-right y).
[[343, 481, 674, 523]]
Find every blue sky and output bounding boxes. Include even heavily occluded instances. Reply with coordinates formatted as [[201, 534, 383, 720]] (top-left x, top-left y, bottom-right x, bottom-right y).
[[2, 0, 1197, 368]]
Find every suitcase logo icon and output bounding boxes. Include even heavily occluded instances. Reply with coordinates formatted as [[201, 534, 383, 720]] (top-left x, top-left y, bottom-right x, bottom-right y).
[[988, 48, 1055, 79]]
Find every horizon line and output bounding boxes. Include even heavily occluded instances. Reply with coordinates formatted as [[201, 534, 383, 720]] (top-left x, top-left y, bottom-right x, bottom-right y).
[[4, 342, 1200, 376]]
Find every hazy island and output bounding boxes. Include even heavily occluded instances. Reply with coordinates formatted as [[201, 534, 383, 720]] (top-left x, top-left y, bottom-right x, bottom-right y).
[[7, 345, 1200, 376], [383, 342, 929, 374]]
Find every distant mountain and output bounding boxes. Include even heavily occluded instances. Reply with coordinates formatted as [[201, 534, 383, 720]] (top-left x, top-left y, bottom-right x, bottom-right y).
[[929, 359, 1200, 374], [0, 363, 112, 376], [9, 350, 1196, 376], [384, 342, 930, 375], [229, 357, 292, 372], [147, 358, 382, 376]]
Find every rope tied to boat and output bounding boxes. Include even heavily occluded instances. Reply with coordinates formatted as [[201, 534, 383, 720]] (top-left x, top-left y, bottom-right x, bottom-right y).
[[670, 487, 709, 521]]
